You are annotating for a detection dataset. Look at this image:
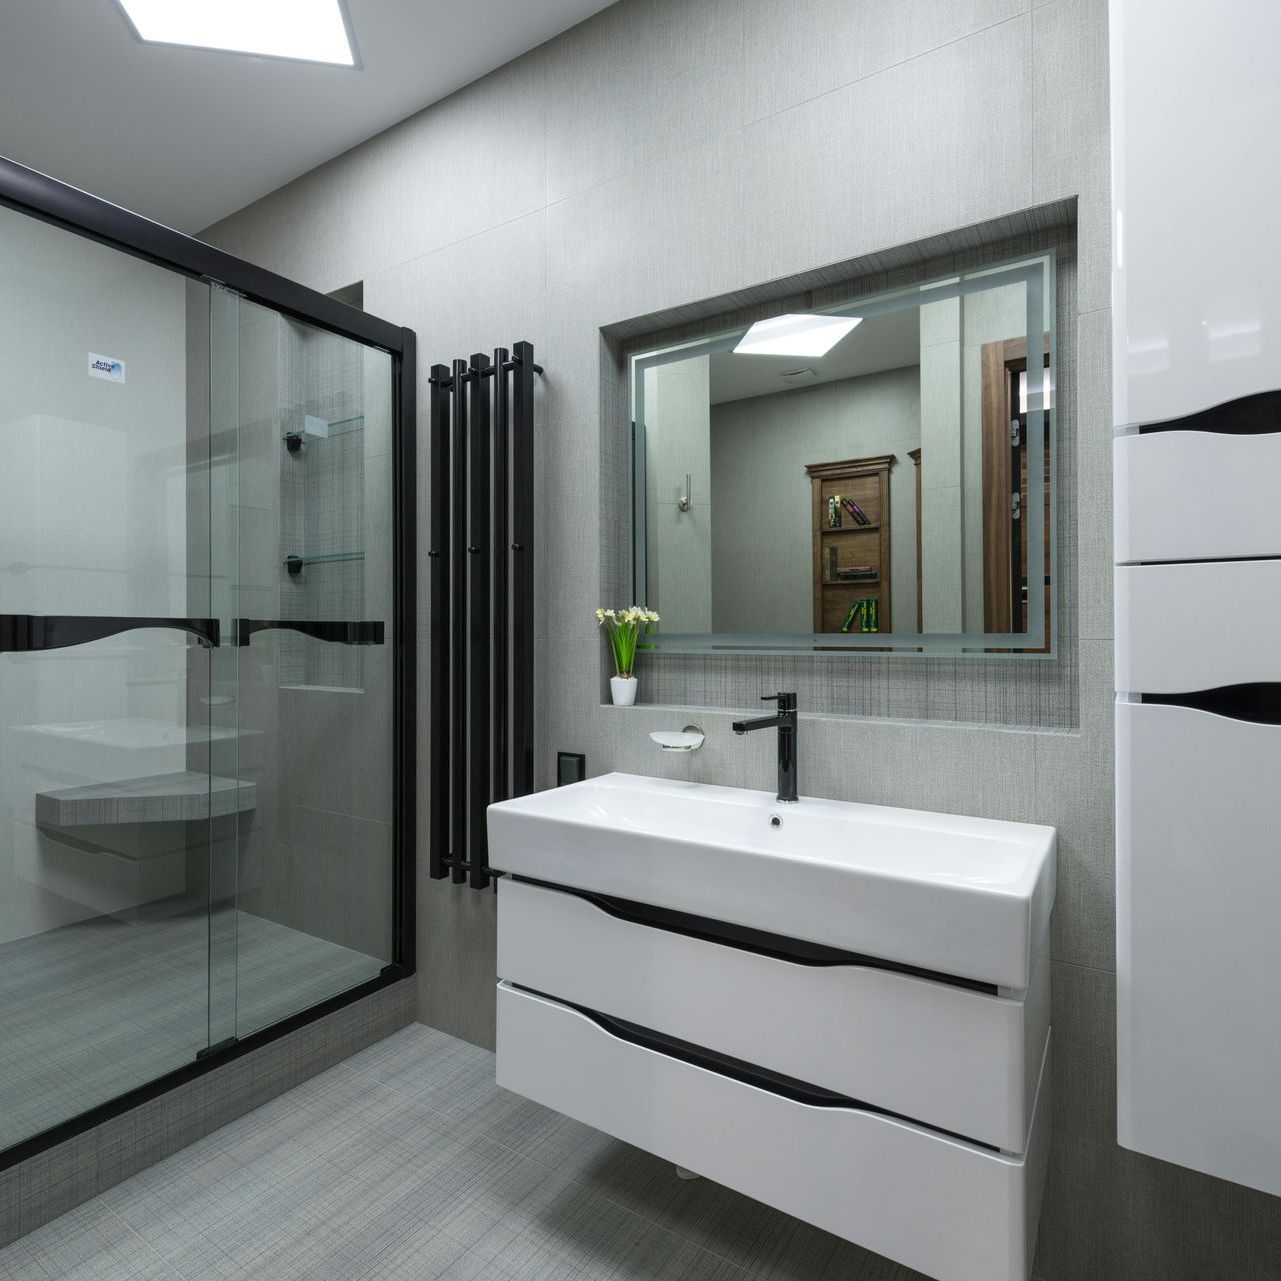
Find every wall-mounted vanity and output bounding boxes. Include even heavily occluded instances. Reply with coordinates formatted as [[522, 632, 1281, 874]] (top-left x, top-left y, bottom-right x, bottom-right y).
[[488, 775, 1056, 1281]]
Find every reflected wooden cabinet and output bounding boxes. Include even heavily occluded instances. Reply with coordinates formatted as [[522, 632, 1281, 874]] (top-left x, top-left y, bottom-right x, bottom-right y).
[[806, 455, 893, 634]]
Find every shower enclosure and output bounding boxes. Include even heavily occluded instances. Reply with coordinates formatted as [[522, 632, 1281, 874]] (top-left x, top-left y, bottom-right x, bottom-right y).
[[0, 158, 415, 1164]]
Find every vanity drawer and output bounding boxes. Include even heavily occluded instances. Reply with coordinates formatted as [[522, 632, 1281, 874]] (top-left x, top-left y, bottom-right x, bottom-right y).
[[1114, 430, 1281, 563], [497, 983, 1049, 1281], [497, 877, 1047, 1153], [1116, 560, 1281, 693]]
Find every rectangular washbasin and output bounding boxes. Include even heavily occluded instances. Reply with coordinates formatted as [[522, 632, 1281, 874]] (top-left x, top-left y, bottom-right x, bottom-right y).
[[488, 773, 1055, 989]]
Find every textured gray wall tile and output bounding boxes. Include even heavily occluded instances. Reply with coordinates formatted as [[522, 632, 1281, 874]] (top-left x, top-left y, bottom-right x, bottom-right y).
[[415, 874, 499, 1051], [1074, 309, 1113, 641], [738, 18, 1034, 289], [543, 0, 748, 205], [742, 0, 1031, 123]]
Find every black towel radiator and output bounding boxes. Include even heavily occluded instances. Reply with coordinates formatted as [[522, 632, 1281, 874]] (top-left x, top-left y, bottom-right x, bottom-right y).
[[428, 342, 539, 890]]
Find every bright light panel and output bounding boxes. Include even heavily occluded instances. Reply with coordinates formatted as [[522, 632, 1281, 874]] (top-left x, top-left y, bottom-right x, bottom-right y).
[[733, 313, 862, 358], [119, 0, 356, 67]]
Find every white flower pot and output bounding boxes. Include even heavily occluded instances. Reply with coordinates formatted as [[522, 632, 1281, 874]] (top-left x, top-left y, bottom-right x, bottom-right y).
[[610, 675, 638, 707]]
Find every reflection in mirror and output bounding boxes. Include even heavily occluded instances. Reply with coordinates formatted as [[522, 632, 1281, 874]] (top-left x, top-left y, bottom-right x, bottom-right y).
[[630, 255, 1055, 656]]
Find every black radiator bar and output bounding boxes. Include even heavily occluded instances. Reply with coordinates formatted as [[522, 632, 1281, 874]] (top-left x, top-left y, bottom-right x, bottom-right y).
[[449, 358, 469, 884], [466, 352, 493, 890], [427, 364, 452, 882], [510, 341, 536, 799]]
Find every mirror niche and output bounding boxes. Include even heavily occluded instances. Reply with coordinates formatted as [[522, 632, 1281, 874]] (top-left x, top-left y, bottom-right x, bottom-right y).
[[630, 256, 1056, 655]]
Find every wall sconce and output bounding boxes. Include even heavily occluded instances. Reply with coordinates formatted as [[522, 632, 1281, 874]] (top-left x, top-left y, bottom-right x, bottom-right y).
[[678, 473, 692, 512]]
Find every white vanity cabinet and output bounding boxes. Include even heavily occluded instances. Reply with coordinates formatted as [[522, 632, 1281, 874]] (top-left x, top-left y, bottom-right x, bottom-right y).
[[489, 774, 1055, 1281], [1111, 0, 1281, 1199]]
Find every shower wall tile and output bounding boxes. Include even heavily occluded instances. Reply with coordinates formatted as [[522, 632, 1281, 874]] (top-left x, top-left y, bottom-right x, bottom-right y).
[[274, 806, 395, 961]]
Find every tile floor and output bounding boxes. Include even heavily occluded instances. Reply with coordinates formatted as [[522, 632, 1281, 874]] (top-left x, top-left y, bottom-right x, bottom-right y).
[[0, 906, 381, 1153], [0, 1023, 943, 1281]]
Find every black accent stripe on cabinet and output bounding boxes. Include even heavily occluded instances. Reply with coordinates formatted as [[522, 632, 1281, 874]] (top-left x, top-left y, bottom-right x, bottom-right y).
[[515, 877, 999, 995], [1138, 388, 1281, 435], [512, 984, 1000, 1153], [1142, 684, 1281, 725]]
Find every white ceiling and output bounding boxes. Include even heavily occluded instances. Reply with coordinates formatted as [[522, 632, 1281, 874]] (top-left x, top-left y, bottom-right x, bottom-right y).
[[0, 0, 616, 233], [708, 309, 922, 405]]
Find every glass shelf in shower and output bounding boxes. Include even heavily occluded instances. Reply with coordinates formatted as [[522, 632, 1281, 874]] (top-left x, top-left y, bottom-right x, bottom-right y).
[[284, 551, 365, 575], [282, 414, 364, 449]]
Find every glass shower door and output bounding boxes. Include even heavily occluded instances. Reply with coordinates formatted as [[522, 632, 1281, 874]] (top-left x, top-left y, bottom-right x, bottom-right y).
[[0, 204, 223, 1150], [211, 293, 395, 1041]]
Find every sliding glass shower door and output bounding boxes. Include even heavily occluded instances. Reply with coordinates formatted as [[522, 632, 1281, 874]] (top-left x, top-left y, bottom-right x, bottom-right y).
[[0, 203, 223, 1149], [209, 291, 395, 1042], [0, 168, 408, 1161]]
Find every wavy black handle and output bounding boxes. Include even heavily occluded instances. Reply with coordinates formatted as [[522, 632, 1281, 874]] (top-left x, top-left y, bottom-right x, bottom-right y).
[[0, 614, 219, 653], [235, 619, 385, 647]]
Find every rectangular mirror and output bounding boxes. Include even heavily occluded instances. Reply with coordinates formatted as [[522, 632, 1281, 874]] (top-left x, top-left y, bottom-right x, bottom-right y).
[[629, 255, 1056, 655]]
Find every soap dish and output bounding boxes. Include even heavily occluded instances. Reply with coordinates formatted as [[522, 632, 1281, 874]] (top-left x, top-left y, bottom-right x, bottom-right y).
[[650, 726, 705, 752]]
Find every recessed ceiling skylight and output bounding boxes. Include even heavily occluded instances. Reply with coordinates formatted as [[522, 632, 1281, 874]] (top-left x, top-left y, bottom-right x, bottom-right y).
[[117, 0, 357, 68], [733, 313, 862, 358]]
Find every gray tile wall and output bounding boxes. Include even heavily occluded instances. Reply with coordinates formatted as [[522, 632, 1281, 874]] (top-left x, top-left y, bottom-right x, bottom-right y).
[[0, 978, 414, 1249], [199, 0, 1281, 1276]]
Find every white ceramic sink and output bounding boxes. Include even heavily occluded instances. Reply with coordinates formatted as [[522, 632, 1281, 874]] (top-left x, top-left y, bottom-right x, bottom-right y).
[[487, 773, 1055, 989]]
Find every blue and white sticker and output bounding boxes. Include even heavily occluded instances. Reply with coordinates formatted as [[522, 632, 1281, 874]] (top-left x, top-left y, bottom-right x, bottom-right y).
[[88, 353, 125, 383]]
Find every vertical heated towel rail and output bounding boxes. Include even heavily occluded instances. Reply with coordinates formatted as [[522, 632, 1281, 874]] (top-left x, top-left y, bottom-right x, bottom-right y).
[[428, 342, 539, 889]]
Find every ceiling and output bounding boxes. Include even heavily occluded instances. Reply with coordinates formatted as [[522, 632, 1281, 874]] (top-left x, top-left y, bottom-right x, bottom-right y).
[[0, 0, 616, 233], [708, 308, 922, 405]]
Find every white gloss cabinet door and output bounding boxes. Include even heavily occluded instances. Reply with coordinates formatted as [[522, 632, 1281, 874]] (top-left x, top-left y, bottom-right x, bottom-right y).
[[1114, 432, 1281, 564], [1116, 701, 1281, 1197], [1115, 561, 1281, 693], [1111, 0, 1281, 428]]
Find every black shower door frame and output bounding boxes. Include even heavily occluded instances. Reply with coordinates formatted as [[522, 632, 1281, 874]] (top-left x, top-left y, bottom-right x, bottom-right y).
[[0, 154, 418, 1170]]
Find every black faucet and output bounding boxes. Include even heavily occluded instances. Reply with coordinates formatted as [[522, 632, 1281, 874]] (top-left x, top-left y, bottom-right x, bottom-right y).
[[732, 692, 799, 804]]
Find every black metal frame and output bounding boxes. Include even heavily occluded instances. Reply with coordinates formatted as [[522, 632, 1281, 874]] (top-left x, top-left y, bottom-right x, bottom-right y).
[[428, 344, 539, 889], [0, 155, 416, 1172]]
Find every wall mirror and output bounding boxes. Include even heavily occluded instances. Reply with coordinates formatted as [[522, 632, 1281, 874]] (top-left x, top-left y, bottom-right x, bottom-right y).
[[629, 254, 1056, 656]]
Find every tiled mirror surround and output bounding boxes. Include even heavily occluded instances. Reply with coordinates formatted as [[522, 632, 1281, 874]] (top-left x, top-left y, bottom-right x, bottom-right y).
[[604, 216, 1079, 727]]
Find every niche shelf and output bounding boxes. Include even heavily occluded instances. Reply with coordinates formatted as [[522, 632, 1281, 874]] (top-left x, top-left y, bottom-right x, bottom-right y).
[[806, 455, 894, 634]]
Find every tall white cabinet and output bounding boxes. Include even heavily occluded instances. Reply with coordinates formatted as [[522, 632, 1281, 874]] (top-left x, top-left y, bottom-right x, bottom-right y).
[[1112, 0, 1281, 1197]]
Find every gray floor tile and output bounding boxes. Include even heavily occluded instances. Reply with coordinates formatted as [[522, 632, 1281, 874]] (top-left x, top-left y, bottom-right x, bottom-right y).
[[0, 1024, 915, 1281], [0, 1200, 181, 1281]]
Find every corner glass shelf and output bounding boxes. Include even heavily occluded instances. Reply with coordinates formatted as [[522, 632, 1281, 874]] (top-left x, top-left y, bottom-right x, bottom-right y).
[[283, 414, 365, 451], [284, 551, 365, 575]]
